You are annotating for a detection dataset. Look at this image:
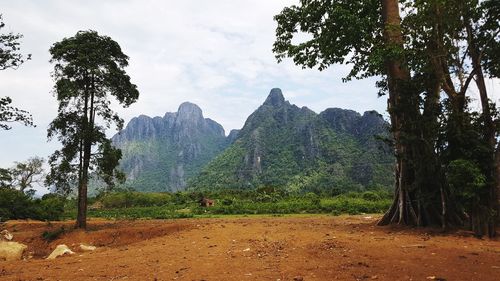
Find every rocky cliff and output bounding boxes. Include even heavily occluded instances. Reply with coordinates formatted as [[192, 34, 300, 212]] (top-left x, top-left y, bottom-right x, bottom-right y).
[[112, 102, 227, 192]]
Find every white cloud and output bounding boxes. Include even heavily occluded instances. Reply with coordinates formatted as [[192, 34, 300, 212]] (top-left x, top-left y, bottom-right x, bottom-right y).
[[2, 0, 497, 175], [1, 0, 390, 167]]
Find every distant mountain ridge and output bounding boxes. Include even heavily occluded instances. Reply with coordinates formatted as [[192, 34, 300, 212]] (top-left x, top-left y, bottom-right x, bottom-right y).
[[112, 102, 228, 192], [188, 88, 393, 193], [113, 88, 393, 193]]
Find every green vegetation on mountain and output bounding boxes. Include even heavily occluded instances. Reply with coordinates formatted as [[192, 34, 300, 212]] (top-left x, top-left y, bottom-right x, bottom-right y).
[[189, 89, 393, 194], [112, 102, 228, 192]]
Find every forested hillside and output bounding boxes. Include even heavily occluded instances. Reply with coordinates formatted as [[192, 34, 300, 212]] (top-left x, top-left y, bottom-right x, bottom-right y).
[[189, 88, 393, 193], [112, 102, 228, 192]]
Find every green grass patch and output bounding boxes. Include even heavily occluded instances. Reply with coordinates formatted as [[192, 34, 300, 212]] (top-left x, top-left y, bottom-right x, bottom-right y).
[[60, 190, 392, 220]]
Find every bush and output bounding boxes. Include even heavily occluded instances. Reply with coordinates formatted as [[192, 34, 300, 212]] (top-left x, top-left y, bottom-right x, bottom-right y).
[[305, 192, 320, 206], [0, 189, 65, 221], [37, 194, 66, 221], [42, 227, 65, 241], [361, 191, 380, 201], [0, 188, 36, 221], [221, 198, 233, 206]]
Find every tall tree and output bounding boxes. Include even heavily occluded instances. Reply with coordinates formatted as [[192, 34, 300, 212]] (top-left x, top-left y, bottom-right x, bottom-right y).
[[0, 14, 33, 130], [273, 0, 431, 226], [47, 30, 139, 229]]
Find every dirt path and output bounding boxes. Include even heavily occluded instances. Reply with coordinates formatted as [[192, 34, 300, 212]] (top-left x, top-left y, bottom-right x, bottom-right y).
[[1, 215, 499, 281]]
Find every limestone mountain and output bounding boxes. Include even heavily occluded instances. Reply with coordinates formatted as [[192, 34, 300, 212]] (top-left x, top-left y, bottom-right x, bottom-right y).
[[112, 102, 228, 192], [188, 88, 393, 193]]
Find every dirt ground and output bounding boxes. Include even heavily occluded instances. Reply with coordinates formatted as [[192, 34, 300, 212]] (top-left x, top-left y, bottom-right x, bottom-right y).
[[0, 215, 499, 281]]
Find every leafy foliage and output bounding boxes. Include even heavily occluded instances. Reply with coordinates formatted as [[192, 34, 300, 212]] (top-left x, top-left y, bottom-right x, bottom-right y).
[[0, 168, 12, 188], [0, 14, 33, 130], [46, 30, 139, 194], [0, 97, 34, 130], [273, 0, 383, 79], [447, 159, 487, 212], [0, 14, 31, 70], [8, 156, 45, 192]]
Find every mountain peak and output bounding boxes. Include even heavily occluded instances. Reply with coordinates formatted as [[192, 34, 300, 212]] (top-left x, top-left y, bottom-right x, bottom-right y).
[[177, 102, 203, 120], [264, 88, 285, 107]]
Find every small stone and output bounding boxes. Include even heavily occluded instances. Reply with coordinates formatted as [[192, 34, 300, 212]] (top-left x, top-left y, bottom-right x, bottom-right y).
[[79, 244, 96, 251], [46, 244, 75, 260], [293, 276, 304, 281], [0, 230, 13, 241]]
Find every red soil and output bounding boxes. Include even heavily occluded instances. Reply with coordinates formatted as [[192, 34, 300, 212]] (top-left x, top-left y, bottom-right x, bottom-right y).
[[0, 215, 499, 281]]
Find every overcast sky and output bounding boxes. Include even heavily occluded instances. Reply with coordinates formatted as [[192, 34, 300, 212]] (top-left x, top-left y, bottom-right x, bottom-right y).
[[1, 0, 498, 168]]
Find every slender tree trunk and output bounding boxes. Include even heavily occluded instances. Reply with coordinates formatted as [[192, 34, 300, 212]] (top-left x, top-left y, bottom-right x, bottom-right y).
[[76, 74, 95, 229], [76, 89, 89, 229], [77, 145, 90, 229], [496, 145, 500, 225]]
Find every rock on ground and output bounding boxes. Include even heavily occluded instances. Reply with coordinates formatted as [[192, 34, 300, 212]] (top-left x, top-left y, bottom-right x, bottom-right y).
[[0, 230, 13, 241], [0, 241, 27, 261], [46, 244, 74, 260], [79, 244, 96, 251]]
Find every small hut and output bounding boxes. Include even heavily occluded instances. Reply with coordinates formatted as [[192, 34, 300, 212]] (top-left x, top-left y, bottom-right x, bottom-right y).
[[199, 197, 215, 207]]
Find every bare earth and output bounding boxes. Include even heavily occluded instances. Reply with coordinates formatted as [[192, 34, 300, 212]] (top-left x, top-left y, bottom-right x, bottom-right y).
[[1, 215, 499, 281]]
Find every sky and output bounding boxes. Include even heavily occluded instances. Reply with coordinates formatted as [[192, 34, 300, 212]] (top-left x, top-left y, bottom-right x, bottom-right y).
[[1, 0, 498, 169]]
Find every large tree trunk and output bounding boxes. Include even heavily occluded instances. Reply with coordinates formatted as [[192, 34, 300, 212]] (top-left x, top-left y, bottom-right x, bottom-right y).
[[378, 0, 420, 226]]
